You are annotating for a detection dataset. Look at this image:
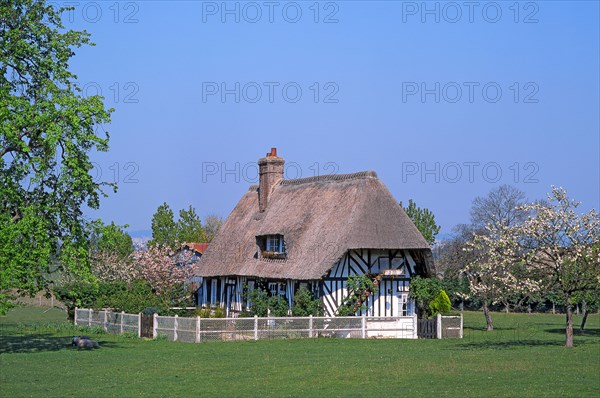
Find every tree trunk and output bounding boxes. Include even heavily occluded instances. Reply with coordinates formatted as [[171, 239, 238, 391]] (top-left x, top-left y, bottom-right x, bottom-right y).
[[565, 296, 574, 347], [578, 300, 588, 335], [483, 301, 493, 331], [552, 301, 555, 314]]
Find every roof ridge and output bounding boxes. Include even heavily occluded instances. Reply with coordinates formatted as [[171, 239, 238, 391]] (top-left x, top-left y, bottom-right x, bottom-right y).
[[280, 171, 378, 186]]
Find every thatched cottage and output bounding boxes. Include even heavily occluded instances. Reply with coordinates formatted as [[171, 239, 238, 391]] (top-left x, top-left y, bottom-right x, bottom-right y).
[[195, 149, 434, 317]]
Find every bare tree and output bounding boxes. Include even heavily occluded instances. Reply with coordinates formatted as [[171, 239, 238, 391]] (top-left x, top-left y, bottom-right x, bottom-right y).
[[204, 214, 223, 242], [470, 185, 527, 231]]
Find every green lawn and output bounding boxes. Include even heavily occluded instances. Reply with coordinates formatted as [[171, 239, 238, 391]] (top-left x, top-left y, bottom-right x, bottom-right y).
[[1, 307, 599, 397]]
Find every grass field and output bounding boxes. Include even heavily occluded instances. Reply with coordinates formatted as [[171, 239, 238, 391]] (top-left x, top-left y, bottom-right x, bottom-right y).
[[1, 307, 599, 397]]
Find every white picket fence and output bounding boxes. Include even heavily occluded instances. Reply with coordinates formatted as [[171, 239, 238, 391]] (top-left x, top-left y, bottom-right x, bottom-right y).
[[75, 308, 423, 342], [74, 308, 141, 336], [75, 308, 463, 342]]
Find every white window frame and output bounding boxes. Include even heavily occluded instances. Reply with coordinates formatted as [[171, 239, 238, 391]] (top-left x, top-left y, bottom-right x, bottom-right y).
[[266, 235, 284, 253]]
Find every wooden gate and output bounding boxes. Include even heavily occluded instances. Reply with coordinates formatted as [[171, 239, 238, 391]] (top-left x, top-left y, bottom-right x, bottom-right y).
[[140, 313, 154, 338], [417, 318, 437, 339]]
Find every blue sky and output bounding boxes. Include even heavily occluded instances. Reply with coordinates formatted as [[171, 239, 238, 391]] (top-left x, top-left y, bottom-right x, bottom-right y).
[[62, 0, 599, 238]]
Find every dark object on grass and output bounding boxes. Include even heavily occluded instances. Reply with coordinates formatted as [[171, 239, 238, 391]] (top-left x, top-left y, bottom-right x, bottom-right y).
[[72, 335, 98, 349], [77, 338, 100, 349], [72, 336, 91, 347]]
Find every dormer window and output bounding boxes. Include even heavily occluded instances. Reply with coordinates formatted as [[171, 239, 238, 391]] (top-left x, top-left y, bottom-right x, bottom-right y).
[[258, 234, 286, 259], [266, 235, 284, 253]]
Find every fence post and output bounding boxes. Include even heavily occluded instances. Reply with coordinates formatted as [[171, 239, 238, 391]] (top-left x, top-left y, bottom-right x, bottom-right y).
[[103, 310, 108, 332], [120, 311, 125, 334], [436, 314, 442, 339], [308, 315, 313, 338], [413, 313, 418, 339], [460, 314, 463, 339], [254, 315, 258, 341], [88, 308, 92, 327], [138, 313, 142, 338], [196, 316, 201, 343], [174, 315, 178, 341], [361, 314, 366, 339], [74, 307, 78, 325], [153, 313, 157, 339]]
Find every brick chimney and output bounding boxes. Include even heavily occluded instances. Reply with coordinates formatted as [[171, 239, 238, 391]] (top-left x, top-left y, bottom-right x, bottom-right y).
[[258, 148, 284, 212]]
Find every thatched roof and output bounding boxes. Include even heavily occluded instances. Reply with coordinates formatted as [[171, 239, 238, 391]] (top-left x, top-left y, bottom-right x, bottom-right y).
[[196, 171, 433, 280]]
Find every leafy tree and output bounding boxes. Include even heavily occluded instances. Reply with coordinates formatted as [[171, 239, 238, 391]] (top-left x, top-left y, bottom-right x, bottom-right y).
[[0, 0, 113, 313], [86, 220, 136, 284], [91, 220, 133, 258], [149, 203, 209, 249], [149, 202, 177, 248], [510, 188, 599, 347], [177, 205, 205, 244], [409, 276, 444, 318], [400, 199, 440, 245], [473, 187, 599, 347]]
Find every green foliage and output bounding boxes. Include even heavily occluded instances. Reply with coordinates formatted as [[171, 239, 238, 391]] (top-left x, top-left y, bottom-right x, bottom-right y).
[[244, 287, 290, 317], [409, 276, 444, 318], [400, 199, 441, 246], [0, 307, 600, 397], [429, 290, 452, 316], [1, 307, 600, 396], [269, 296, 290, 317], [53, 282, 99, 320], [54, 280, 167, 318], [337, 275, 378, 316], [0, 0, 114, 314], [292, 287, 323, 316], [149, 203, 209, 249], [90, 220, 133, 258], [177, 206, 205, 244], [193, 306, 226, 318], [149, 203, 177, 249]]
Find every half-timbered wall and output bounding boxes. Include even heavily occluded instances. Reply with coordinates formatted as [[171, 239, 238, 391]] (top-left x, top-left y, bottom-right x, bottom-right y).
[[199, 249, 418, 318], [322, 249, 417, 317]]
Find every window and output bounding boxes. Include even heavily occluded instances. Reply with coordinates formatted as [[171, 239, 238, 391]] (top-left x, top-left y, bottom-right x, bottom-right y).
[[266, 235, 284, 253], [398, 293, 408, 316], [259, 234, 286, 259]]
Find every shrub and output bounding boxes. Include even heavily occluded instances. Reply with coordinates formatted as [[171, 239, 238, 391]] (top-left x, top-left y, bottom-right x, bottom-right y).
[[429, 290, 452, 316], [193, 306, 226, 318], [268, 296, 289, 317], [292, 287, 323, 316]]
